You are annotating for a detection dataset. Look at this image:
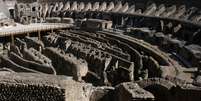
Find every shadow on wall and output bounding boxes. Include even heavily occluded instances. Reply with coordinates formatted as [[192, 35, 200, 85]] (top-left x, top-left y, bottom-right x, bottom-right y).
[[144, 84, 172, 101]]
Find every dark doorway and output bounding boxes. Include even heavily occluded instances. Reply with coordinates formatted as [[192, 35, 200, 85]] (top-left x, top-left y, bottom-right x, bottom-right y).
[[9, 9, 14, 19]]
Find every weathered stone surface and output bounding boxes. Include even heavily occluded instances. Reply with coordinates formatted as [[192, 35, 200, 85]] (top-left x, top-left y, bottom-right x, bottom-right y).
[[23, 48, 52, 67], [90, 86, 114, 101], [0, 72, 95, 101], [0, 55, 41, 73], [0, 1, 10, 18], [114, 82, 154, 101], [193, 76, 201, 87], [43, 47, 88, 81], [10, 44, 23, 57], [0, 18, 16, 28], [9, 52, 56, 74], [2, 0, 201, 100], [179, 44, 201, 67], [24, 36, 44, 51], [165, 38, 186, 52]]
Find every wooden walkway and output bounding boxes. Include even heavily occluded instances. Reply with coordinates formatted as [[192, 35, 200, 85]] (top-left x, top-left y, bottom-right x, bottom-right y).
[[0, 23, 73, 37]]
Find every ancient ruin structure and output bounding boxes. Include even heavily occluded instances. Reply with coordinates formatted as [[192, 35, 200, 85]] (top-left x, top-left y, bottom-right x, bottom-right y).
[[0, 0, 201, 101]]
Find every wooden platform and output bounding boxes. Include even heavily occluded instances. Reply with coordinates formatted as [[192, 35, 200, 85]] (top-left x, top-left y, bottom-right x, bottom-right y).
[[0, 23, 73, 37]]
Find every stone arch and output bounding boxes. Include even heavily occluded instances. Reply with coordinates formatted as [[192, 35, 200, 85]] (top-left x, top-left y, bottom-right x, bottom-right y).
[[136, 78, 176, 101], [145, 84, 171, 101], [136, 78, 176, 90]]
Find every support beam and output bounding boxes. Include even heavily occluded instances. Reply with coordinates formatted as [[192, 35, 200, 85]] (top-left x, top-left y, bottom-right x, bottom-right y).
[[27, 33, 30, 36], [11, 34, 14, 45], [121, 16, 124, 26], [160, 20, 164, 31], [38, 31, 41, 40]]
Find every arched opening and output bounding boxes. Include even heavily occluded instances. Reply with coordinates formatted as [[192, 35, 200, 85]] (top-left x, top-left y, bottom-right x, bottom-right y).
[[9, 9, 15, 19], [144, 84, 172, 101]]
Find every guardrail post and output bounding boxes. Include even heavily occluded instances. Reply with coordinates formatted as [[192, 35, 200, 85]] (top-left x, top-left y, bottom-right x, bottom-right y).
[[27, 33, 30, 36], [51, 29, 54, 33], [38, 30, 41, 40], [11, 34, 14, 45]]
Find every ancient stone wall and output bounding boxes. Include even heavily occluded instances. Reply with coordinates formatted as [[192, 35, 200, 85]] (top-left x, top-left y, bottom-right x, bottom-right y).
[[43, 47, 88, 81], [0, 56, 41, 73], [0, 72, 94, 101], [9, 52, 56, 74]]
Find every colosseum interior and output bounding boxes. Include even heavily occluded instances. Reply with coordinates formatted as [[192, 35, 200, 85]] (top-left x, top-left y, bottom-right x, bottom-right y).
[[0, 0, 201, 101]]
